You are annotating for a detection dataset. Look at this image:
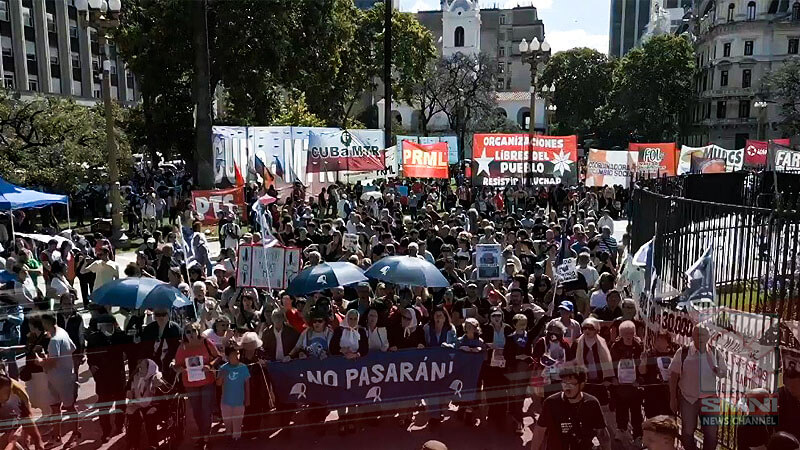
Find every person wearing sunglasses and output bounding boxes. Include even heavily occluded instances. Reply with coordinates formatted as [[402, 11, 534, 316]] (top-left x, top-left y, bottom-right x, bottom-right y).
[[174, 322, 221, 450], [530, 364, 611, 450], [139, 308, 181, 380]]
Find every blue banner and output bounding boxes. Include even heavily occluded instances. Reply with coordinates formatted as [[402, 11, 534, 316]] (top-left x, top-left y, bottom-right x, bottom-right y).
[[267, 347, 484, 407], [395, 135, 459, 165]]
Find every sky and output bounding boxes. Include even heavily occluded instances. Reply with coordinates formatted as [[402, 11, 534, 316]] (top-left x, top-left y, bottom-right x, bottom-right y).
[[398, 0, 612, 54]]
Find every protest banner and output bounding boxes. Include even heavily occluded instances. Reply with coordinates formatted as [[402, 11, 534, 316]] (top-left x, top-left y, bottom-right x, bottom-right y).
[[267, 347, 485, 407], [343, 233, 359, 253], [396, 135, 459, 165], [769, 141, 800, 172], [475, 244, 502, 279], [585, 149, 634, 188], [341, 146, 398, 183], [191, 187, 246, 225], [402, 141, 449, 179], [555, 257, 578, 282], [690, 155, 727, 174], [678, 145, 743, 174], [236, 244, 301, 290], [307, 129, 385, 173], [629, 143, 678, 177], [744, 139, 791, 168], [472, 134, 578, 187]]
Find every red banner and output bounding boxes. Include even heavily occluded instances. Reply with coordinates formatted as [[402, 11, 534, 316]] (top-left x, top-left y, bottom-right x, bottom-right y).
[[402, 141, 449, 179], [472, 134, 578, 186], [191, 187, 246, 225], [307, 130, 385, 173], [745, 139, 791, 168], [629, 142, 677, 177]]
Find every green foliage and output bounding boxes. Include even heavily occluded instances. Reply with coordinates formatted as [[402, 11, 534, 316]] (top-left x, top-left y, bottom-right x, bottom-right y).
[[273, 92, 327, 128], [538, 48, 616, 137], [0, 91, 132, 194], [114, 0, 436, 142], [763, 58, 800, 136], [606, 34, 696, 144]]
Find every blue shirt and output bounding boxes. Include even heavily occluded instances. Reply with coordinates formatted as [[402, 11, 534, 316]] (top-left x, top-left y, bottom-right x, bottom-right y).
[[219, 363, 250, 406]]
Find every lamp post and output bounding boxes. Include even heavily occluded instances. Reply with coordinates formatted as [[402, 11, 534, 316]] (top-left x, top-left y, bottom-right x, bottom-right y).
[[542, 82, 556, 134], [76, 0, 123, 243], [754, 100, 769, 141], [519, 37, 551, 186]]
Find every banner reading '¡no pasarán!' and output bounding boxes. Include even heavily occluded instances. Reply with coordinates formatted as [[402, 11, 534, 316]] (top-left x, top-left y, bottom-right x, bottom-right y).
[[472, 134, 578, 186]]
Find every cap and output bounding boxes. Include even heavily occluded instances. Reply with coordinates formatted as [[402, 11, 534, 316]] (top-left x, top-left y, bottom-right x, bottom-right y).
[[213, 264, 227, 273], [557, 300, 574, 312], [146, 237, 156, 244]]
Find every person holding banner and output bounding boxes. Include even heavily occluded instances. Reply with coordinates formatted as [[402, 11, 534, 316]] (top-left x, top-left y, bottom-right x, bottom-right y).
[[422, 306, 458, 427], [330, 309, 369, 435], [503, 313, 534, 435]]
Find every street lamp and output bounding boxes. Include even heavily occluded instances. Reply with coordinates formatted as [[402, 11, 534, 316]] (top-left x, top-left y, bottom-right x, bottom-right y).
[[754, 100, 769, 140], [519, 36, 551, 186], [76, 0, 124, 243]]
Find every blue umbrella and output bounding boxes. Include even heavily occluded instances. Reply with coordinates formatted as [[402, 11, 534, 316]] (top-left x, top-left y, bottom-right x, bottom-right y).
[[365, 256, 450, 288], [92, 277, 192, 310], [287, 262, 368, 296]]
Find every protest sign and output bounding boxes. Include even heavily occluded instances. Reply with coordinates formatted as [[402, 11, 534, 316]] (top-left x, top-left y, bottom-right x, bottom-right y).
[[744, 139, 791, 168], [267, 347, 484, 407], [402, 141, 449, 179], [343, 233, 359, 253], [629, 143, 677, 177], [191, 187, 246, 225], [307, 129, 385, 173], [237, 245, 301, 290], [585, 149, 634, 188], [342, 146, 398, 183], [678, 145, 743, 174], [396, 135, 459, 165], [472, 134, 578, 186], [770, 141, 800, 172], [476, 244, 502, 279], [690, 155, 727, 174], [555, 257, 578, 282]]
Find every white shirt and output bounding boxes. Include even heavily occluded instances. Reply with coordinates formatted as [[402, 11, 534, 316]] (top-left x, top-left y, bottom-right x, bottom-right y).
[[274, 328, 285, 360], [668, 345, 727, 403], [590, 290, 607, 310], [578, 266, 600, 289], [86, 260, 119, 290], [50, 275, 71, 298]]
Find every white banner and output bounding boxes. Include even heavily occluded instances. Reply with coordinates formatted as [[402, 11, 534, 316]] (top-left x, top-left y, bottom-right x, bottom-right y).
[[555, 257, 578, 282], [237, 245, 301, 290], [341, 146, 399, 183], [678, 145, 744, 174], [585, 149, 634, 188]]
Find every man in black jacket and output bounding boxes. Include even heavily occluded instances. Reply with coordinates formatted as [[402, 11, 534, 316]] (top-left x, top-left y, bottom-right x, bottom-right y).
[[139, 308, 181, 381], [263, 309, 300, 430], [86, 314, 128, 442]]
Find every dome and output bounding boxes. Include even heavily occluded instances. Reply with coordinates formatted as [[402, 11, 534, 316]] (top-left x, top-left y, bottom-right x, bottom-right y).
[[447, 0, 477, 13]]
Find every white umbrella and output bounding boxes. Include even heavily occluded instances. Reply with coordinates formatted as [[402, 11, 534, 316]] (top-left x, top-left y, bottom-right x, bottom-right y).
[[361, 191, 382, 201]]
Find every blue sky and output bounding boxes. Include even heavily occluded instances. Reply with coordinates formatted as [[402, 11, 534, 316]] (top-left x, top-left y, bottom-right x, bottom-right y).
[[399, 0, 611, 54]]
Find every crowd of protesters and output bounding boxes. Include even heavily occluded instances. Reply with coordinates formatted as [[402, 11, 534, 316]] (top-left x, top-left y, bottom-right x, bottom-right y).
[[0, 167, 799, 450]]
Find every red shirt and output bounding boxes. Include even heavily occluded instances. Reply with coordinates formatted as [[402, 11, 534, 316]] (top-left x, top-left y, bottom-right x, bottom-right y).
[[175, 339, 218, 388], [286, 308, 307, 333], [495, 194, 504, 211]]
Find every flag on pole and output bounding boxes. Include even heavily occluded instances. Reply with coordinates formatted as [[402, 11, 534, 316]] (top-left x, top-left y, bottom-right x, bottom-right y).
[[254, 154, 275, 185], [633, 239, 653, 268], [274, 156, 285, 179], [681, 244, 715, 304]]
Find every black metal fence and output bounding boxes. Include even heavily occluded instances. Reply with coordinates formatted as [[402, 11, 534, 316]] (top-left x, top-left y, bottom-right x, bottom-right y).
[[631, 173, 800, 448]]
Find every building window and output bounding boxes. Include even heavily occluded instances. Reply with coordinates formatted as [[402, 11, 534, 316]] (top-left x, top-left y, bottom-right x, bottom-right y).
[[454, 26, 464, 47], [50, 48, 58, 65], [747, 1, 756, 19], [744, 40, 754, 55], [26, 52, 35, 65], [3, 72, 13, 89], [93, 88, 101, 98], [92, 55, 100, 71], [496, 78, 504, 90], [794, 1, 800, 20], [22, 7, 32, 27], [739, 100, 750, 118], [720, 70, 729, 86], [0, 0, 7, 21], [723, 42, 731, 57], [47, 13, 55, 32], [28, 78, 38, 92], [110, 64, 117, 74], [790, 38, 799, 54], [71, 53, 80, 68], [499, 47, 504, 57], [727, 3, 735, 21], [499, 15, 506, 25], [742, 69, 752, 88], [717, 100, 727, 118]]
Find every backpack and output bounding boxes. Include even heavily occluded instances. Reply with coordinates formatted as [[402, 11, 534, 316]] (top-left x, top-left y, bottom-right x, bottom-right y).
[[679, 344, 720, 376]]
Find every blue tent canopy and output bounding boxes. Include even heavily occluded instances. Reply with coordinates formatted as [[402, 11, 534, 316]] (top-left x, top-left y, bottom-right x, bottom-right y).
[[0, 177, 68, 210]]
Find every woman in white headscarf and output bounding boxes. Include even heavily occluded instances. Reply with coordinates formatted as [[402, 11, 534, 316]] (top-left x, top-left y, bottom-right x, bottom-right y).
[[126, 359, 166, 450], [330, 309, 369, 434], [391, 307, 425, 350]]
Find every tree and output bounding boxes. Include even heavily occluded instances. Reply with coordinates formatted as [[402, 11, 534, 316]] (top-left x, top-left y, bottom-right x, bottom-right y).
[[273, 92, 327, 127], [408, 61, 447, 136], [0, 91, 132, 194], [538, 48, 616, 136], [762, 58, 800, 136], [603, 34, 696, 144]]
